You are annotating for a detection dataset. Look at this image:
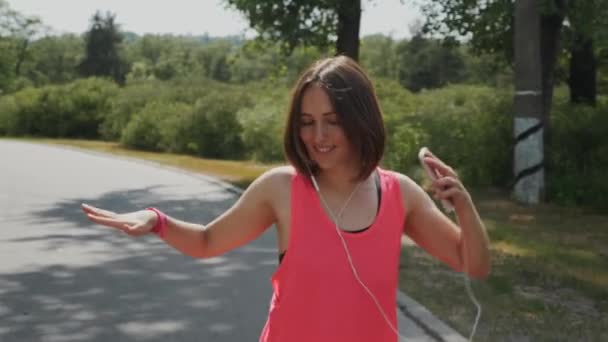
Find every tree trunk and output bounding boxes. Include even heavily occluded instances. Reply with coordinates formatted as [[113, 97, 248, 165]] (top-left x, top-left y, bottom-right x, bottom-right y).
[[539, 7, 564, 142], [569, 34, 597, 105], [513, 0, 545, 204], [335, 0, 361, 61], [538, 5, 564, 191]]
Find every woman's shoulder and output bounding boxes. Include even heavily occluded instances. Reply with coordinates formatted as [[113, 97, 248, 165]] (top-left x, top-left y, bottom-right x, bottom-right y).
[[252, 165, 297, 194], [380, 168, 415, 188], [264, 165, 297, 181], [380, 168, 425, 209]]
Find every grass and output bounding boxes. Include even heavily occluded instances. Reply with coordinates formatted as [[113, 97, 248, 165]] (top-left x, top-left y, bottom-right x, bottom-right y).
[[399, 189, 608, 341], [8, 137, 608, 341]]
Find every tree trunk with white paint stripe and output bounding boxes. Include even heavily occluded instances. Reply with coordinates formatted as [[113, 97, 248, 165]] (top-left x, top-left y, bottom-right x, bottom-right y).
[[513, 0, 545, 204]]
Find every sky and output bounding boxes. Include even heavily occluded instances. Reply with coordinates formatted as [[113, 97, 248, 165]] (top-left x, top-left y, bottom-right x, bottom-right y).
[[6, 0, 422, 39]]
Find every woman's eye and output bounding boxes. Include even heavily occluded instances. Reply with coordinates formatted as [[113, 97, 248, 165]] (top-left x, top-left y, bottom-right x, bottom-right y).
[[328, 120, 340, 125], [300, 121, 313, 126]]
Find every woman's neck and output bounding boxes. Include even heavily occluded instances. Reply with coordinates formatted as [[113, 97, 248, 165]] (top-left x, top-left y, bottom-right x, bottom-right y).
[[315, 164, 374, 195]]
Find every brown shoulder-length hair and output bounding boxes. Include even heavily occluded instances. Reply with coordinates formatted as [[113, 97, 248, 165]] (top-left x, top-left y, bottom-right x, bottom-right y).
[[284, 55, 385, 183]]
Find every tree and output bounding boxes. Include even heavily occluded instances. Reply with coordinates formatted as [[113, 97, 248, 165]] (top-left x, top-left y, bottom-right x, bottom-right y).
[[395, 34, 467, 92], [0, 0, 46, 92], [420, 0, 565, 119], [225, 0, 362, 60], [78, 11, 127, 84], [513, 0, 545, 204], [26, 34, 83, 85], [564, 0, 608, 104], [419, 0, 608, 106], [359, 34, 398, 79]]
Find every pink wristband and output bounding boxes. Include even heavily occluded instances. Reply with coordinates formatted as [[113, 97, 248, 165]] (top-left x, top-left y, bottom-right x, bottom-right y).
[[146, 207, 167, 238]]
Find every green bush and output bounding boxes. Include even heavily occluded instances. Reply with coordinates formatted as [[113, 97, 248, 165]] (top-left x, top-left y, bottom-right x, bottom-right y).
[[102, 77, 238, 141], [121, 100, 193, 152], [101, 80, 167, 140], [0, 78, 117, 138], [0, 87, 40, 135], [238, 86, 288, 162], [185, 90, 249, 159], [375, 79, 423, 173], [547, 93, 608, 209], [0, 93, 20, 135], [120, 86, 251, 158], [381, 85, 512, 187]]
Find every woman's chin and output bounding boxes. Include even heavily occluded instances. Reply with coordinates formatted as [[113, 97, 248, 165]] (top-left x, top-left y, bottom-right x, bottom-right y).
[[313, 159, 342, 172]]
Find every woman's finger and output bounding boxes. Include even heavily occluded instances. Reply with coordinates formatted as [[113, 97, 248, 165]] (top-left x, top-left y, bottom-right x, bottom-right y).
[[123, 222, 151, 236], [432, 176, 462, 190], [85, 213, 132, 230], [81, 204, 117, 218], [433, 187, 462, 201], [424, 156, 457, 178]]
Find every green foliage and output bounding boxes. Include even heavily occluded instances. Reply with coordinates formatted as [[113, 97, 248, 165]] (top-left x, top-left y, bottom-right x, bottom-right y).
[[78, 11, 128, 84], [359, 35, 399, 80], [123, 35, 240, 82], [225, 0, 339, 54], [121, 101, 192, 152], [547, 91, 608, 208], [118, 83, 250, 159], [414, 86, 513, 187], [383, 122, 428, 175], [102, 77, 231, 141], [186, 91, 248, 158], [238, 84, 288, 162], [229, 41, 325, 85], [361, 34, 507, 90], [381, 84, 513, 187], [100, 79, 167, 140], [0, 0, 46, 92], [420, 0, 514, 61], [0, 92, 17, 134], [23, 34, 83, 86], [0, 77, 118, 137], [419, 0, 608, 93], [0, 38, 15, 93], [395, 35, 468, 92]]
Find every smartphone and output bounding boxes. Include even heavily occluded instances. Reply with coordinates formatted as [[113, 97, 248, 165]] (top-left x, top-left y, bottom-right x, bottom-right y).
[[418, 147, 454, 212]]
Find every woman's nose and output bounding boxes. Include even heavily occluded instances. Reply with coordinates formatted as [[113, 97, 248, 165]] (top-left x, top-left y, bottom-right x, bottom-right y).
[[314, 122, 328, 141]]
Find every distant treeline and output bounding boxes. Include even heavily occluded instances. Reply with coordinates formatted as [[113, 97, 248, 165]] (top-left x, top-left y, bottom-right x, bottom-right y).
[[1, 5, 607, 210]]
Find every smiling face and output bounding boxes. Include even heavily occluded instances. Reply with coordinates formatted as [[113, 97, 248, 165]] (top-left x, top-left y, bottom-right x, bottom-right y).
[[298, 85, 356, 173], [283, 56, 386, 183]]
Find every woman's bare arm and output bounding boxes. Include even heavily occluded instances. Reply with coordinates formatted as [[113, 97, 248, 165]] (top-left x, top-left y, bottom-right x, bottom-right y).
[[82, 168, 281, 259], [397, 162, 491, 279]]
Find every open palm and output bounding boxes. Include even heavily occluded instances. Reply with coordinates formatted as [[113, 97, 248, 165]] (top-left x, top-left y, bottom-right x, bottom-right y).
[[81, 204, 157, 236]]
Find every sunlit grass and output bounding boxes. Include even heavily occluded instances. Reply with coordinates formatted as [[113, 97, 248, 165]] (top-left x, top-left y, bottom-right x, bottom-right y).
[[400, 189, 608, 341]]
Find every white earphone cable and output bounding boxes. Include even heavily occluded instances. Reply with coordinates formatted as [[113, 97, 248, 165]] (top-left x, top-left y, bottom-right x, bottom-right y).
[[462, 247, 482, 342], [311, 175, 409, 341]]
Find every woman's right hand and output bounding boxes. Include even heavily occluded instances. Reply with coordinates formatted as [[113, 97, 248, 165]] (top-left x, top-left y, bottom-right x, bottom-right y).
[[81, 203, 157, 236]]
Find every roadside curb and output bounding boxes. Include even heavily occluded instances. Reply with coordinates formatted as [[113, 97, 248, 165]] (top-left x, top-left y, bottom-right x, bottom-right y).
[[397, 291, 468, 342]]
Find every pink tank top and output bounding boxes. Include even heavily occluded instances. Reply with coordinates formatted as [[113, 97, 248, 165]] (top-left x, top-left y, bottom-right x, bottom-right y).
[[260, 167, 406, 341]]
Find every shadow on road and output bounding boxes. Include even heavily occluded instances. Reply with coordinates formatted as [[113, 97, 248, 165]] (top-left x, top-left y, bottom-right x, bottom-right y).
[[1, 185, 278, 341]]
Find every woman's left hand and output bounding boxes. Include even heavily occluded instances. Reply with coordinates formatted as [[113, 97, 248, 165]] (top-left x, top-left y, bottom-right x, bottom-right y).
[[421, 150, 472, 211]]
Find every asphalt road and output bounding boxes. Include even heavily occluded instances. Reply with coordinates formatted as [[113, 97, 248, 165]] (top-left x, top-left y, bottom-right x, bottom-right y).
[[0, 140, 440, 342]]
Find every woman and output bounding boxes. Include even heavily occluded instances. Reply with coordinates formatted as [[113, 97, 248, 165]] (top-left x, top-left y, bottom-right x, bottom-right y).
[[82, 56, 491, 341]]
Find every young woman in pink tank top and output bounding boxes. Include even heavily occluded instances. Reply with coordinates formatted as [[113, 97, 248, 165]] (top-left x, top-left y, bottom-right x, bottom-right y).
[[82, 56, 491, 341]]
